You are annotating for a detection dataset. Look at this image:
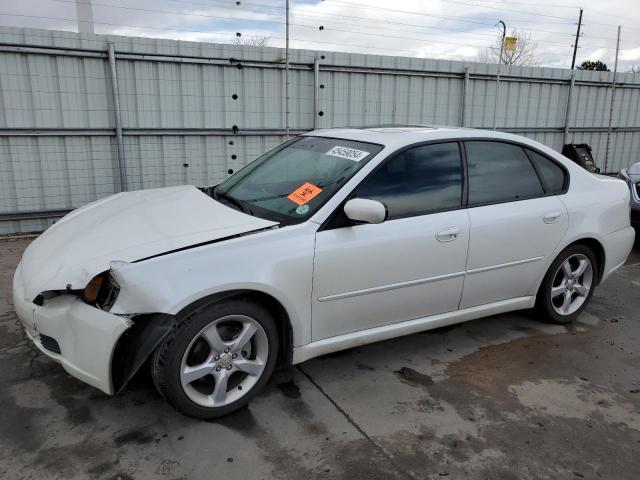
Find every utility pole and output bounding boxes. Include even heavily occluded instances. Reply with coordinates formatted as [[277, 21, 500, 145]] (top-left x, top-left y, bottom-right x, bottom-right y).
[[285, 0, 290, 139], [493, 20, 506, 130], [605, 25, 621, 173], [570, 8, 583, 70], [75, 0, 95, 34]]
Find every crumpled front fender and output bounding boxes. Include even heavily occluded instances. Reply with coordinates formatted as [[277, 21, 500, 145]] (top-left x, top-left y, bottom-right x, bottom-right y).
[[111, 313, 177, 393]]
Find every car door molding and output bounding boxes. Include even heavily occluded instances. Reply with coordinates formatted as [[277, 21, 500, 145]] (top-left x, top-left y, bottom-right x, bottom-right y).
[[466, 256, 545, 275], [317, 270, 466, 302], [294, 295, 536, 364]]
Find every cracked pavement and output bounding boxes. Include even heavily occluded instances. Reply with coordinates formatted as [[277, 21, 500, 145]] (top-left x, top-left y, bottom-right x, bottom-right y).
[[1, 237, 639, 479]]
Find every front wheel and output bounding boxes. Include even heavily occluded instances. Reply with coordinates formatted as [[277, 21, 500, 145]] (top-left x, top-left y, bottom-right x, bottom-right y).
[[535, 244, 597, 324], [151, 298, 279, 419]]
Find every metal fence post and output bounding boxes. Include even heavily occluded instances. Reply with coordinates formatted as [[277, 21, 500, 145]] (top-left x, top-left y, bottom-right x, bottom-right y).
[[563, 73, 575, 146], [605, 26, 622, 173], [107, 42, 127, 192], [313, 57, 320, 130], [461, 67, 469, 127]]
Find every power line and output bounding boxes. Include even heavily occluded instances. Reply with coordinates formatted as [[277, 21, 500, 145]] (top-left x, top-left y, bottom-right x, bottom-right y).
[[77, 0, 522, 43], [442, 0, 581, 8], [0, 12, 461, 56], [3, 1, 632, 63], [327, 0, 640, 33], [187, 0, 636, 41], [167, 0, 620, 47], [171, 0, 503, 36], [461, 0, 640, 22], [176, 0, 589, 38], [42, 0, 580, 51], [39, 0, 500, 50], [442, 0, 640, 33], [327, 0, 576, 26], [433, 0, 577, 21]]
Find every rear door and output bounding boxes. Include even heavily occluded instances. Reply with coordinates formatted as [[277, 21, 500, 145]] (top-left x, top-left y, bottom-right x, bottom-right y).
[[312, 142, 470, 340], [460, 141, 569, 309]]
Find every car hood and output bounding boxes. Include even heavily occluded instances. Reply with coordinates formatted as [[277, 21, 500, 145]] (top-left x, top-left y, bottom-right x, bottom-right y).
[[17, 185, 277, 301]]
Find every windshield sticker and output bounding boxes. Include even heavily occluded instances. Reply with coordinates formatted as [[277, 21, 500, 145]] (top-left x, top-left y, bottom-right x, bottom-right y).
[[287, 182, 323, 206], [295, 204, 310, 215], [326, 146, 370, 162]]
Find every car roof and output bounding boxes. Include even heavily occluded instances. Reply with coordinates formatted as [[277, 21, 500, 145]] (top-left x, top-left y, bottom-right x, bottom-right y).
[[304, 126, 541, 151]]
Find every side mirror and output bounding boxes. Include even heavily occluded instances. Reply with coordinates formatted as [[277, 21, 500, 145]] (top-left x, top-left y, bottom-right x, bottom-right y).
[[344, 198, 387, 224]]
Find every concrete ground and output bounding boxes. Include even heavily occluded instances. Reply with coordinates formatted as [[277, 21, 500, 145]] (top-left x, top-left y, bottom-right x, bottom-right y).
[[1, 238, 639, 480]]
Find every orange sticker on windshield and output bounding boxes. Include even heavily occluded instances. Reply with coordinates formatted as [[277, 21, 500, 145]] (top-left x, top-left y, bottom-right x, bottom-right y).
[[287, 182, 323, 206]]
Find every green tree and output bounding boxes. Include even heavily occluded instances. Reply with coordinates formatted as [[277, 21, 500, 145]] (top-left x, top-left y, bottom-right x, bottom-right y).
[[577, 60, 610, 71]]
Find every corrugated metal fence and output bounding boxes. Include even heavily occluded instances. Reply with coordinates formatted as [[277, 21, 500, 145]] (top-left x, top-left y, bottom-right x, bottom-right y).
[[1, 26, 640, 234]]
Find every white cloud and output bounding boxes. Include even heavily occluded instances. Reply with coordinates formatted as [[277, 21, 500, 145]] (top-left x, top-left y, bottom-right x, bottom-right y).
[[621, 46, 640, 61]]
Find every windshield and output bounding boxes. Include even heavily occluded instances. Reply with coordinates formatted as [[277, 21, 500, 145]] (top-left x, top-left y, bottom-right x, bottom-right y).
[[214, 136, 384, 224]]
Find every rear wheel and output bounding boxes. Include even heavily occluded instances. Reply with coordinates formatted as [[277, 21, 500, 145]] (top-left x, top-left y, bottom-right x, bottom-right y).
[[535, 244, 597, 324], [151, 298, 279, 419]]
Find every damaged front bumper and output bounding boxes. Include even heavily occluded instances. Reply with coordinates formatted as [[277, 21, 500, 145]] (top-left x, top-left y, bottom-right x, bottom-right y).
[[12, 261, 132, 395]]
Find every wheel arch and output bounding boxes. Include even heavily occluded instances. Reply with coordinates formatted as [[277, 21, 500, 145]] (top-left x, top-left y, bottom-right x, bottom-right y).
[[110, 289, 294, 394], [569, 237, 605, 285], [187, 289, 294, 368]]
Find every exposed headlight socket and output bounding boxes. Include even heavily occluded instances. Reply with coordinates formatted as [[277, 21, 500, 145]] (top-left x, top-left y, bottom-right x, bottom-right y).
[[82, 273, 120, 310]]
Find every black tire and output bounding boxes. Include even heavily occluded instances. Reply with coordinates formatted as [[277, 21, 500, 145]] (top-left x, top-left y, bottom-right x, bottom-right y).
[[535, 243, 598, 324], [151, 298, 279, 419]]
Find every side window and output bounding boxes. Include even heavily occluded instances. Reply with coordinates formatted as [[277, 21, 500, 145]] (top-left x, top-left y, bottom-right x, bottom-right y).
[[466, 141, 544, 205], [525, 149, 567, 194], [355, 143, 463, 220]]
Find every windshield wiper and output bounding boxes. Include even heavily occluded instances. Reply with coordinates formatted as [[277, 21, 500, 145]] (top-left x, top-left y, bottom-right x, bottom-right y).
[[213, 188, 253, 215]]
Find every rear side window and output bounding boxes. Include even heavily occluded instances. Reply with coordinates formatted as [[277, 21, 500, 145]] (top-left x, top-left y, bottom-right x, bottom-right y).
[[355, 142, 463, 219], [525, 149, 566, 194], [465, 141, 543, 205]]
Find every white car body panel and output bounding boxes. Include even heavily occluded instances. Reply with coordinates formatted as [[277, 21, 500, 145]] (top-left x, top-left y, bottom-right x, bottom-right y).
[[12, 126, 635, 396], [17, 185, 276, 301], [13, 261, 131, 394], [312, 209, 470, 340], [292, 296, 535, 364], [108, 223, 316, 347], [461, 196, 569, 309]]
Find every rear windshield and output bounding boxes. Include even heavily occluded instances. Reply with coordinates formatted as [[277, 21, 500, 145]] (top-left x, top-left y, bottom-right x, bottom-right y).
[[214, 136, 383, 224]]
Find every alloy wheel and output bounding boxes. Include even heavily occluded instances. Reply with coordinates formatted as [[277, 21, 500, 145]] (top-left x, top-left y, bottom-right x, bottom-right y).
[[179, 315, 269, 408], [550, 253, 593, 316]]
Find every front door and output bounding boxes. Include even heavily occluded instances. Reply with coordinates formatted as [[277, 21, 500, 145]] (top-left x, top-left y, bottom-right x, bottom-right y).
[[312, 142, 470, 341]]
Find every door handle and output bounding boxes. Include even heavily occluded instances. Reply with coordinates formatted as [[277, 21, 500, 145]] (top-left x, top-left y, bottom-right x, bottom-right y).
[[543, 212, 561, 224], [436, 227, 460, 242]]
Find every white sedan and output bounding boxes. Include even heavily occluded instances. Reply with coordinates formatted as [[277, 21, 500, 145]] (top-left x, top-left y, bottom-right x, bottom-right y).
[[13, 127, 634, 419]]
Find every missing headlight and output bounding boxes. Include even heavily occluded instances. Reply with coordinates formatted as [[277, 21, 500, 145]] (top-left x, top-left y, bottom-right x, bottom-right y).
[[32, 290, 66, 306]]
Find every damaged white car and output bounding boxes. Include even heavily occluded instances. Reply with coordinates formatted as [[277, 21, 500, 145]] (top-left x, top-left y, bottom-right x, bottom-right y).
[[13, 127, 635, 419]]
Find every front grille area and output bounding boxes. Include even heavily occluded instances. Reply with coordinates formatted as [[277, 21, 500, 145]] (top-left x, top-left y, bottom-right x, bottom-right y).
[[40, 334, 61, 354], [635, 182, 640, 200], [631, 208, 640, 225]]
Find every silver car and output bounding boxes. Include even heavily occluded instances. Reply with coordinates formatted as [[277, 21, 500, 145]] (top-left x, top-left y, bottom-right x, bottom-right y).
[[618, 162, 640, 228]]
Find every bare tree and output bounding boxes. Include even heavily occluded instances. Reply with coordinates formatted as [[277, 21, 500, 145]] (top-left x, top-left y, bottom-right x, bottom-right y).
[[232, 35, 271, 47], [479, 29, 539, 66], [631, 65, 640, 74]]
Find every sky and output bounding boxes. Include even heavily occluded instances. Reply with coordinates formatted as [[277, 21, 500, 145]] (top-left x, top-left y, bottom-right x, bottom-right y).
[[2, 0, 640, 71]]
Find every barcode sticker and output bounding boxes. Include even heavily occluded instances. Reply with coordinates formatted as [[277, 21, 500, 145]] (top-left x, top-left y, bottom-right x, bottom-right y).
[[326, 146, 370, 162]]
